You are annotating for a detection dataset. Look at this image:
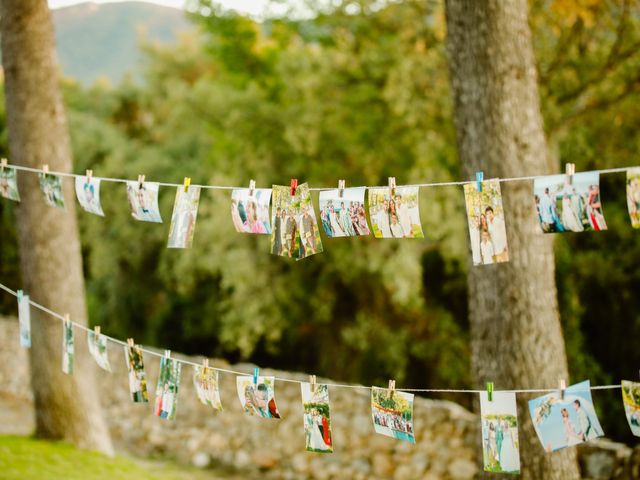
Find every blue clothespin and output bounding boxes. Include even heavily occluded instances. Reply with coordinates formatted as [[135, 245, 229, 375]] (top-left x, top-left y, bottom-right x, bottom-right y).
[[475, 171, 484, 192], [17, 289, 23, 302], [253, 367, 259, 385], [487, 382, 494, 402]]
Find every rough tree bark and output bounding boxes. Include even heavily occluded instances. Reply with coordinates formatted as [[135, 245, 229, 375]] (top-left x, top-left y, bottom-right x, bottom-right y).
[[0, 0, 113, 454], [444, 1, 580, 478]]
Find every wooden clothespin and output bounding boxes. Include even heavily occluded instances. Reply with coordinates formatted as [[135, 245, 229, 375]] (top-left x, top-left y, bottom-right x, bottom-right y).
[[559, 378, 566, 400], [137, 175, 145, 189], [566, 163, 576, 186], [94, 325, 100, 337], [253, 367, 260, 385], [475, 171, 484, 192], [164, 349, 171, 359], [338, 179, 346, 198], [0, 158, 7, 171], [202, 358, 209, 370], [487, 382, 494, 402], [85, 169, 93, 184], [388, 177, 396, 197], [249, 179, 256, 197], [290, 179, 298, 196], [183, 177, 191, 193], [310, 375, 317, 393], [63, 313, 70, 325], [388, 379, 396, 398], [42, 164, 49, 176], [127, 338, 134, 347]]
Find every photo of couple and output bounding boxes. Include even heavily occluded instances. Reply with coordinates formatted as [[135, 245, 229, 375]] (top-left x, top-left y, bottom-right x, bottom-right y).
[[231, 188, 272, 234], [480, 391, 521, 475], [463, 179, 509, 266], [87, 330, 111, 372], [0, 167, 20, 202], [626, 168, 640, 229], [154, 355, 181, 420], [371, 387, 415, 443], [17, 292, 31, 349], [318, 187, 370, 238], [236, 375, 281, 419], [193, 365, 223, 411], [167, 186, 201, 248], [301, 383, 333, 453], [621, 380, 640, 437], [126, 181, 163, 223], [270, 183, 323, 260], [529, 380, 604, 452], [39, 172, 65, 209], [368, 186, 424, 239], [534, 171, 607, 233], [62, 319, 74, 375], [124, 343, 149, 403], [75, 176, 104, 216]]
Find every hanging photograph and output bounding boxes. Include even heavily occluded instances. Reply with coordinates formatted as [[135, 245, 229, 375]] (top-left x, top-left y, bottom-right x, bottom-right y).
[[318, 187, 370, 238], [534, 171, 607, 233], [39, 172, 65, 209], [75, 176, 104, 216], [480, 391, 521, 474], [236, 375, 281, 419], [371, 386, 415, 443], [62, 318, 74, 375], [17, 292, 31, 348], [167, 186, 201, 248], [0, 167, 20, 202], [87, 329, 111, 372], [193, 364, 223, 411], [463, 179, 509, 266], [126, 180, 163, 223], [301, 382, 333, 453], [621, 380, 640, 437], [230, 188, 272, 234], [296, 184, 323, 259], [626, 168, 640, 229], [124, 343, 149, 403], [528, 380, 604, 452], [154, 355, 181, 420], [368, 186, 424, 239]]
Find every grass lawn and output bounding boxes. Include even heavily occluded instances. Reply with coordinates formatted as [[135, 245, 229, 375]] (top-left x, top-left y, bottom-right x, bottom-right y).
[[0, 435, 234, 480]]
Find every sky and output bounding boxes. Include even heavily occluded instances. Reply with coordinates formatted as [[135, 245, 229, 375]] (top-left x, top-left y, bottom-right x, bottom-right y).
[[48, 0, 271, 16]]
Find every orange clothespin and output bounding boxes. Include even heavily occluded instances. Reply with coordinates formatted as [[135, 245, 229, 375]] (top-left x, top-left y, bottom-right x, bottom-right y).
[[290, 179, 298, 196]]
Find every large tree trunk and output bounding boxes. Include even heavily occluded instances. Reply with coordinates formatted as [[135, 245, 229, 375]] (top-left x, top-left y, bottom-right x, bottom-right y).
[[444, 1, 579, 478], [0, 0, 113, 454]]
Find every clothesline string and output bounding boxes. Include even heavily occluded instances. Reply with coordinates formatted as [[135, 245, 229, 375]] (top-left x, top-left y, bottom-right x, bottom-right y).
[[0, 281, 622, 394], [2, 162, 633, 192]]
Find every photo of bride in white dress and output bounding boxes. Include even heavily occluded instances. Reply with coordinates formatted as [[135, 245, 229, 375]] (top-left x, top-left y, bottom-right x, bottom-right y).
[[301, 382, 333, 453]]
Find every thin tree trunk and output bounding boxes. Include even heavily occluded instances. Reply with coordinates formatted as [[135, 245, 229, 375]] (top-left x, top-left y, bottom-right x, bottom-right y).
[[444, 1, 579, 478], [0, 0, 113, 455]]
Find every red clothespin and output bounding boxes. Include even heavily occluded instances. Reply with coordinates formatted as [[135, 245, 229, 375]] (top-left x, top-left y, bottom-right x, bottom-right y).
[[290, 179, 298, 196]]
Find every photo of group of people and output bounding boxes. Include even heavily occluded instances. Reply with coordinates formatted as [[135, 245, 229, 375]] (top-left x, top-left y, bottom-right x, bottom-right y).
[[39, 173, 65, 209], [126, 181, 163, 223], [529, 380, 604, 452], [154, 355, 181, 420], [270, 183, 323, 260], [534, 172, 607, 233], [626, 168, 640, 229], [368, 186, 424, 239], [463, 180, 509, 266], [318, 187, 370, 237], [62, 319, 74, 375], [167, 186, 201, 248], [237, 375, 281, 419], [75, 176, 104, 216], [0, 167, 20, 202], [231, 188, 272, 234], [17, 292, 31, 349], [371, 387, 415, 443], [301, 383, 333, 453], [480, 391, 521, 474], [87, 330, 111, 372], [193, 365, 223, 411], [621, 380, 640, 437], [124, 343, 148, 403]]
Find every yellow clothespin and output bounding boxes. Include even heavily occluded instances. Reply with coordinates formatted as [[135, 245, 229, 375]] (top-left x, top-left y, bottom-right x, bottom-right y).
[[183, 177, 191, 193], [310, 374, 317, 393], [137, 175, 145, 189], [388, 177, 396, 197], [338, 179, 346, 198], [389, 379, 396, 399], [566, 163, 575, 186], [85, 169, 93, 184], [559, 378, 566, 400], [249, 179, 256, 197]]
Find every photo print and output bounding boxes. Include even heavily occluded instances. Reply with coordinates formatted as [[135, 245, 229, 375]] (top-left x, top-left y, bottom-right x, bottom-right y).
[[270, 183, 323, 259], [621, 380, 640, 437], [230, 188, 272, 234], [87, 329, 111, 372], [301, 382, 333, 453], [371, 387, 415, 443], [0, 167, 20, 202], [62, 318, 74, 375], [318, 187, 370, 238], [126, 181, 163, 223], [236, 375, 281, 419], [167, 186, 201, 248], [39, 172, 65, 209], [480, 391, 521, 475], [154, 355, 181, 420], [534, 171, 607, 233], [193, 364, 223, 411], [75, 176, 104, 216], [17, 291, 31, 348], [368, 186, 424, 239], [529, 380, 604, 452], [463, 179, 509, 266], [124, 343, 149, 403], [626, 168, 640, 229]]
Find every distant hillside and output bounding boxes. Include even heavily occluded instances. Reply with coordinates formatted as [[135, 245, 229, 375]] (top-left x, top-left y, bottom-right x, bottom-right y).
[[52, 1, 192, 84]]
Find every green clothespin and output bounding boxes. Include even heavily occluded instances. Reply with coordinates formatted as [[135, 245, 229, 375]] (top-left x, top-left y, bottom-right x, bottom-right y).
[[487, 382, 494, 402]]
